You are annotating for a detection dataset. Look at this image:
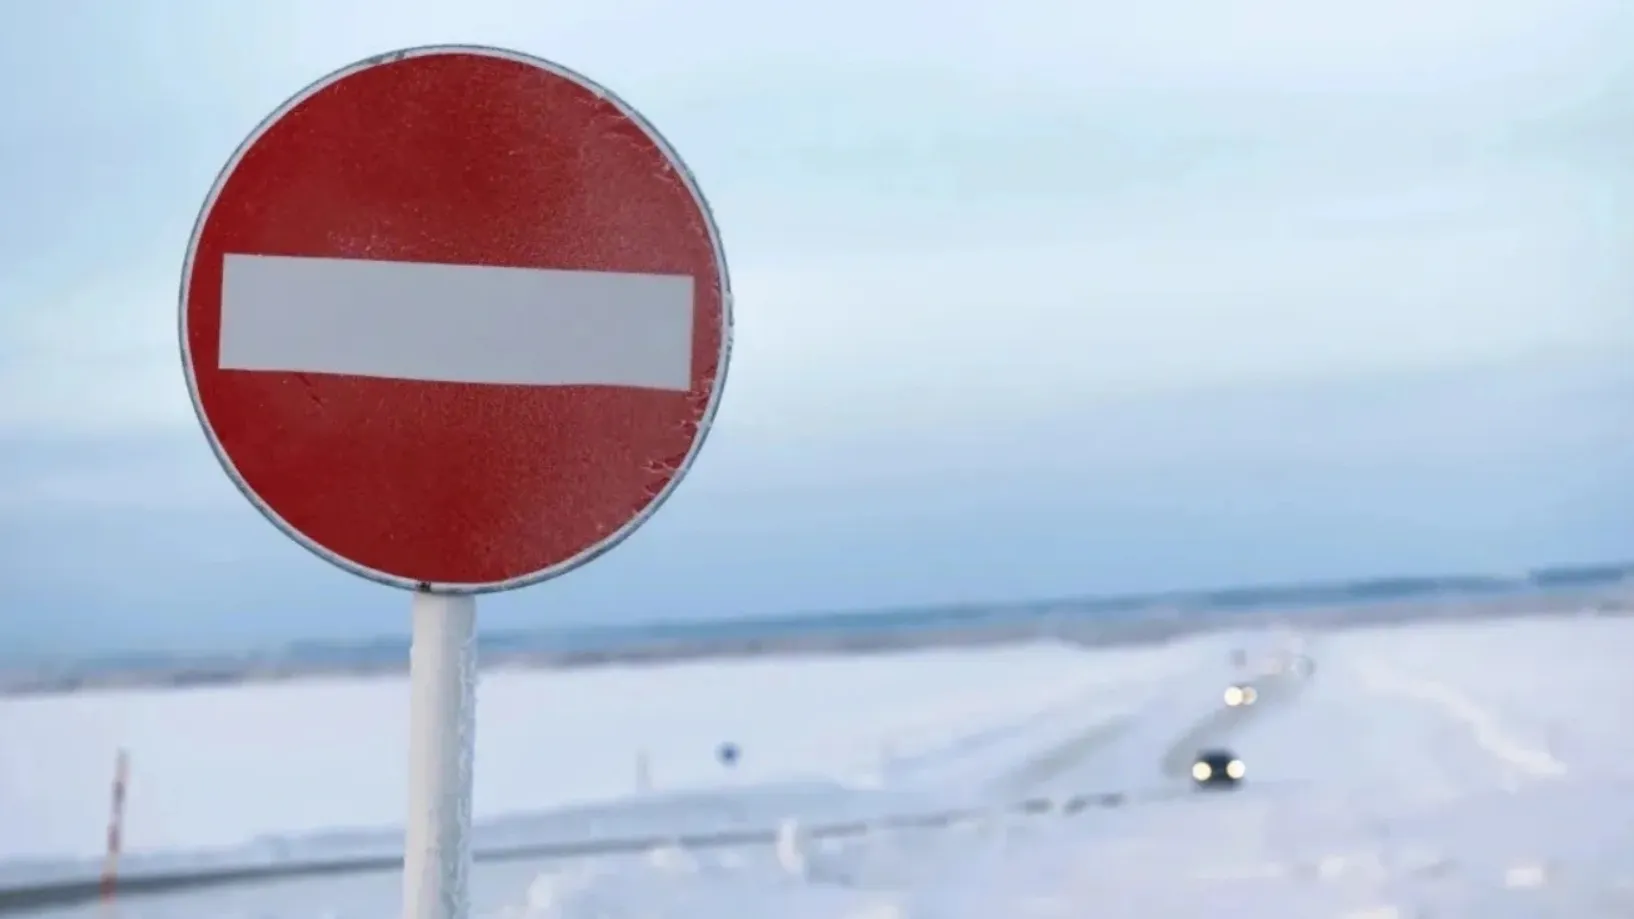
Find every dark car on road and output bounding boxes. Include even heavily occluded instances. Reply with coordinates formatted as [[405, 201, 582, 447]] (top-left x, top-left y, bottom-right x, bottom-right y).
[[1190, 748, 1245, 788]]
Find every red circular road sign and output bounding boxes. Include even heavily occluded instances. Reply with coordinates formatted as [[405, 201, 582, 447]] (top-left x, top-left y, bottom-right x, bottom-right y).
[[180, 45, 731, 593]]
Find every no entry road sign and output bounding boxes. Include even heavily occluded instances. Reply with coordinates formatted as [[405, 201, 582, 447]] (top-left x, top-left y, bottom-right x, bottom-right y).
[[180, 46, 732, 593]]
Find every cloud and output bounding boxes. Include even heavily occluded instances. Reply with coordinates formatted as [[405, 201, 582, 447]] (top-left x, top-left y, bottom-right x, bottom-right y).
[[5, 0, 1631, 438], [0, 246, 195, 436]]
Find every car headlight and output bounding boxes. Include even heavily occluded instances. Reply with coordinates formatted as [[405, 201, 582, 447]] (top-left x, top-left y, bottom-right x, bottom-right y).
[[1223, 686, 1244, 706], [1191, 761, 1212, 781], [1242, 686, 1258, 704], [1225, 759, 1245, 779]]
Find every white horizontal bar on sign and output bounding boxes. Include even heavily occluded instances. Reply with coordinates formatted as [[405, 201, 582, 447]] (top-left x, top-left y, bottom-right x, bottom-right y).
[[218, 254, 695, 391]]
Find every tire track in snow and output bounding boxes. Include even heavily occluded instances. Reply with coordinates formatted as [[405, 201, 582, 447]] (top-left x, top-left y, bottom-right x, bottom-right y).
[[881, 688, 1137, 788], [1350, 659, 1567, 780], [990, 715, 1136, 795]]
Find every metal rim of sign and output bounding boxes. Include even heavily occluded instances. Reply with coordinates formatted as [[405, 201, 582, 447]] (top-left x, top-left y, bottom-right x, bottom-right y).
[[177, 44, 735, 595]]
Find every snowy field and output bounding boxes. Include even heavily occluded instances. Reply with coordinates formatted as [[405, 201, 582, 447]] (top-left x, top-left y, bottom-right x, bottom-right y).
[[0, 639, 1217, 880], [5, 614, 1634, 917]]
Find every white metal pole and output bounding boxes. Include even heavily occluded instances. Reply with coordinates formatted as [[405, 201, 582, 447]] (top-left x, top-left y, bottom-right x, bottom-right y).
[[403, 592, 479, 919]]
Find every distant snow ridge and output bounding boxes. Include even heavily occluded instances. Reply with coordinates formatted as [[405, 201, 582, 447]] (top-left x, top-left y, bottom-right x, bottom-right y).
[[647, 841, 699, 875], [15, 558, 1629, 694], [1336, 907, 1408, 919], [1352, 660, 1568, 779], [839, 900, 907, 919], [775, 819, 808, 878], [493, 862, 603, 918]]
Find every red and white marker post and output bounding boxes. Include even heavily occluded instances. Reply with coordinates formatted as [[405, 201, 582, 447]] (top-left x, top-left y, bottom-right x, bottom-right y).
[[100, 749, 129, 906], [180, 45, 731, 919]]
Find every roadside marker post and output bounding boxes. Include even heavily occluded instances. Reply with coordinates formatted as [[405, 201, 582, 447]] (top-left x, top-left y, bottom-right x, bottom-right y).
[[180, 45, 731, 919], [99, 748, 129, 907]]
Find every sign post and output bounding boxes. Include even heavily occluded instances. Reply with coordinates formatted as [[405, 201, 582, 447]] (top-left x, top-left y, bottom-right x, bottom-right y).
[[180, 45, 731, 919], [403, 592, 478, 917]]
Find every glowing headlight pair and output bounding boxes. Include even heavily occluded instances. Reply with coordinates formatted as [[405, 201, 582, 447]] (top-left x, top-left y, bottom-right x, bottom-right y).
[[1191, 759, 1246, 781], [1223, 685, 1258, 707]]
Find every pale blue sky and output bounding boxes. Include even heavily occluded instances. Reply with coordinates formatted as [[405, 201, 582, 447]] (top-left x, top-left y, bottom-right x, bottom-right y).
[[1, 0, 1632, 660]]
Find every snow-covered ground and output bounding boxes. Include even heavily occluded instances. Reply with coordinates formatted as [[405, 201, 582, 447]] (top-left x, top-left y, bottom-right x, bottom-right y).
[[0, 638, 1214, 890], [8, 614, 1634, 917], [470, 615, 1634, 919]]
